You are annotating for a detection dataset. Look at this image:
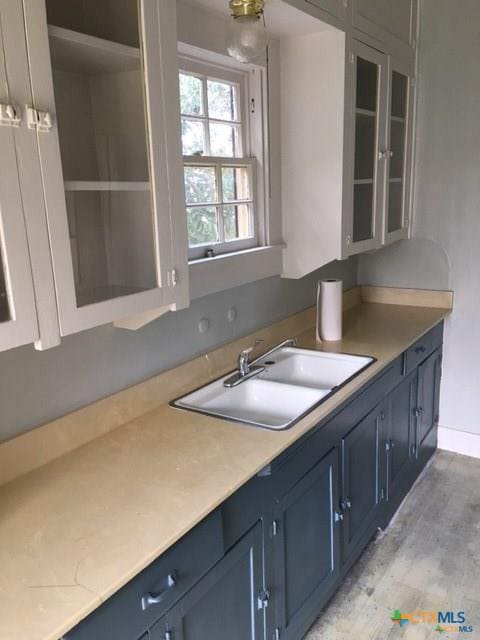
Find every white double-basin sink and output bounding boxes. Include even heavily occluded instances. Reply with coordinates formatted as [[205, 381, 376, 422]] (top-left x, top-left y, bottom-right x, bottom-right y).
[[172, 346, 374, 431]]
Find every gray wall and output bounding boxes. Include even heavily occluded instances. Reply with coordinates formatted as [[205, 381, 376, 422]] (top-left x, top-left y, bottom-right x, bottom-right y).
[[359, 0, 479, 435], [0, 259, 356, 442]]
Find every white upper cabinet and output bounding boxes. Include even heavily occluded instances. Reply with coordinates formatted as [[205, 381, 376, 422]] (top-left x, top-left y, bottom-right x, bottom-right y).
[[343, 41, 387, 255], [22, 0, 189, 336], [353, 0, 418, 58], [0, 0, 52, 352], [343, 41, 414, 256]]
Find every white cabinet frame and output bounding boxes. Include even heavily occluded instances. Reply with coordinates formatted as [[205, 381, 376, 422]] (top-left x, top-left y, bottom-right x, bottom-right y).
[[343, 40, 388, 256], [382, 56, 415, 245], [23, 0, 189, 336], [0, 0, 43, 352]]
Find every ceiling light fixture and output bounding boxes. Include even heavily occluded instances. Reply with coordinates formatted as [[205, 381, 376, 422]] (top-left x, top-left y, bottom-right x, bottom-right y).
[[227, 0, 267, 64]]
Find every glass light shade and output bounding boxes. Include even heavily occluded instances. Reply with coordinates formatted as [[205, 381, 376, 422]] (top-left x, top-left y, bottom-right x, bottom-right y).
[[227, 15, 267, 63]]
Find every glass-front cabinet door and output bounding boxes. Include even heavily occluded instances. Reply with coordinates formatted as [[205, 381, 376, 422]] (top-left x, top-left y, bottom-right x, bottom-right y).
[[346, 40, 387, 255], [384, 61, 412, 244], [23, 0, 188, 335], [0, 0, 40, 351]]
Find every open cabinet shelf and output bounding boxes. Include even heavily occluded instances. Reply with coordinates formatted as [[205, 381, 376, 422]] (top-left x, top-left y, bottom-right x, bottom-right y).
[[47, 25, 140, 74]]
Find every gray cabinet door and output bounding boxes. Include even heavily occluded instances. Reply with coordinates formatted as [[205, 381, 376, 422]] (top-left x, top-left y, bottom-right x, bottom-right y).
[[158, 523, 265, 640], [353, 0, 417, 52], [272, 448, 340, 640], [341, 404, 384, 561], [386, 371, 416, 501], [416, 348, 442, 455]]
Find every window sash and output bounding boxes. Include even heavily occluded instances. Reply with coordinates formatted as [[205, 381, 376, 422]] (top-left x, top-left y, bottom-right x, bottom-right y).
[[185, 157, 257, 260]]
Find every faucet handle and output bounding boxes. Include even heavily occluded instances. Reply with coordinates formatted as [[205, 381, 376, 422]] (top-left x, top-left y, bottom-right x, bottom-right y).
[[241, 339, 264, 356]]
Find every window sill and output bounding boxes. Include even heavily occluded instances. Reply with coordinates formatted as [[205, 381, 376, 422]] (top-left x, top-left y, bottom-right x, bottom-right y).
[[188, 245, 284, 300]]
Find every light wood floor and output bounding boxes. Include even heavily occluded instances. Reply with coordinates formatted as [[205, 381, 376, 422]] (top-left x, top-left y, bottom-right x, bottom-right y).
[[305, 451, 480, 639]]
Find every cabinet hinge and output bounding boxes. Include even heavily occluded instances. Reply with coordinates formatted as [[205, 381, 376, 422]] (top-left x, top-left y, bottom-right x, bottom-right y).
[[165, 631, 173, 640], [380, 487, 386, 500], [27, 107, 53, 132], [257, 588, 270, 610], [0, 103, 21, 127], [250, 98, 256, 114], [340, 497, 352, 511], [169, 268, 178, 287], [410, 444, 416, 456], [334, 510, 344, 523], [410, 77, 416, 88], [274, 628, 281, 640], [342, 0, 348, 7], [271, 519, 279, 537], [349, 52, 355, 64]]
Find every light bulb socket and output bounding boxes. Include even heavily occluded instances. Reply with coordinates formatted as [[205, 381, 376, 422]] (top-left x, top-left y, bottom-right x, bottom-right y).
[[229, 0, 264, 18]]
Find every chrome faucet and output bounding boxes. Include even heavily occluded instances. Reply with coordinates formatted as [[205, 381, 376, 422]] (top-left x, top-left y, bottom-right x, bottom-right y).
[[224, 339, 265, 387], [239, 339, 264, 377], [223, 337, 299, 388]]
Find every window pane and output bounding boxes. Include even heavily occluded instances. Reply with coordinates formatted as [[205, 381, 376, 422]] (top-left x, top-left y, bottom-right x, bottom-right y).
[[356, 57, 378, 112], [388, 181, 404, 233], [353, 183, 374, 242], [207, 80, 237, 121], [181, 118, 206, 156], [222, 167, 250, 201], [389, 120, 406, 179], [210, 123, 239, 157], [354, 113, 376, 180], [65, 190, 156, 308], [180, 73, 204, 116], [391, 71, 408, 119], [184, 166, 217, 205], [187, 207, 219, 246], [223, 204, 252, 241]]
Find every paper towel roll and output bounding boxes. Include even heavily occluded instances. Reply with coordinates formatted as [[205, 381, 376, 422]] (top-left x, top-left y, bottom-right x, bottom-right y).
[[316, 279, 343, 342]]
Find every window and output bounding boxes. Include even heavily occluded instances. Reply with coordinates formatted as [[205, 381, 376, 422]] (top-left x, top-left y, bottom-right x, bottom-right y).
[[179, 55, 261, 260]]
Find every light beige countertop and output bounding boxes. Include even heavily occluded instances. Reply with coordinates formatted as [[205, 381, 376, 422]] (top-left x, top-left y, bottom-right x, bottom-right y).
[[0, 290, 452, 640]]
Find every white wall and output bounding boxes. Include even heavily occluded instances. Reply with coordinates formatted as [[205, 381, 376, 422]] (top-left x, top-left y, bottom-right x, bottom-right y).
[[359, 0, 480, 437]]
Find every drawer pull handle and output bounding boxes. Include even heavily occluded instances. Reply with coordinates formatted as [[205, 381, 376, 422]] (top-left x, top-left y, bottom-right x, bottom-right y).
[[414, 345, 427, 354], [141, 571, 177, 610]]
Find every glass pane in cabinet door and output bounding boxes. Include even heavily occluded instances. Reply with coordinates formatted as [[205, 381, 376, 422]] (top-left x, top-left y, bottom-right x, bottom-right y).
[[387, 72, 409, 233], [353, 56, 378, 243], [353, 184, 374, 243], [66, 190, 156, 308], [0, 253, 11, 323], [45, 0, 158, 307]]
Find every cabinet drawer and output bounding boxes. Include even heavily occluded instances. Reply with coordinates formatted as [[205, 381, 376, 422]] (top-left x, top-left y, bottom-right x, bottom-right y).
[[65, 510, 224, 640], [403, 322, 443, 375]]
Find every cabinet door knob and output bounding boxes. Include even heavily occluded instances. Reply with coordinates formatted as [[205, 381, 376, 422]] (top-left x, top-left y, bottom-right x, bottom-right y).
[[340, 497, 352, 510], [334, 510, 344, 523]]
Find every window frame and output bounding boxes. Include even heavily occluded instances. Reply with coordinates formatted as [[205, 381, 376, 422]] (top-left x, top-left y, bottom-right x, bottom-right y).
[[179, 52, 264, 261]]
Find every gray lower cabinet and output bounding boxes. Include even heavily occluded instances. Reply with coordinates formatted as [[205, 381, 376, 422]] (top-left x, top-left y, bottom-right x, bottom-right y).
[[341, 404, 385, 562], [66, 323, 444, 640], [271, 448, 340, 640], [386, 369, 417, 502], [416, 348, 442, 465], [150, 523, 265, 640]]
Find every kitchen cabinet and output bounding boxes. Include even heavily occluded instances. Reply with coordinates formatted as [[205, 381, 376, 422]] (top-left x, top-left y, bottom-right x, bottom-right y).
[[155, 523, 265, 640], [22, 0, 189, 336], [64, 323, 444, 640], [416, 348, 442, 465], [341, 403, 385, 561], [0, 0, 60, 352], [353, 0, 418, 58], [0, 0, 189, 353], [385, 370, 417, 503], [344, 41, 414, 256], [271, 448, 340, 640]]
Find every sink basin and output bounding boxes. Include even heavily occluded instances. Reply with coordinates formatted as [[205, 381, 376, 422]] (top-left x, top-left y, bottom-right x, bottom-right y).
[[172, 346, 374, 430], [256, 347, 373, 390]]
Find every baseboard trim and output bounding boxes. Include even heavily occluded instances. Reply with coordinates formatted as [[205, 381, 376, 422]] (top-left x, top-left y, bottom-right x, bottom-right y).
[[438, 425, 480, 459]]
